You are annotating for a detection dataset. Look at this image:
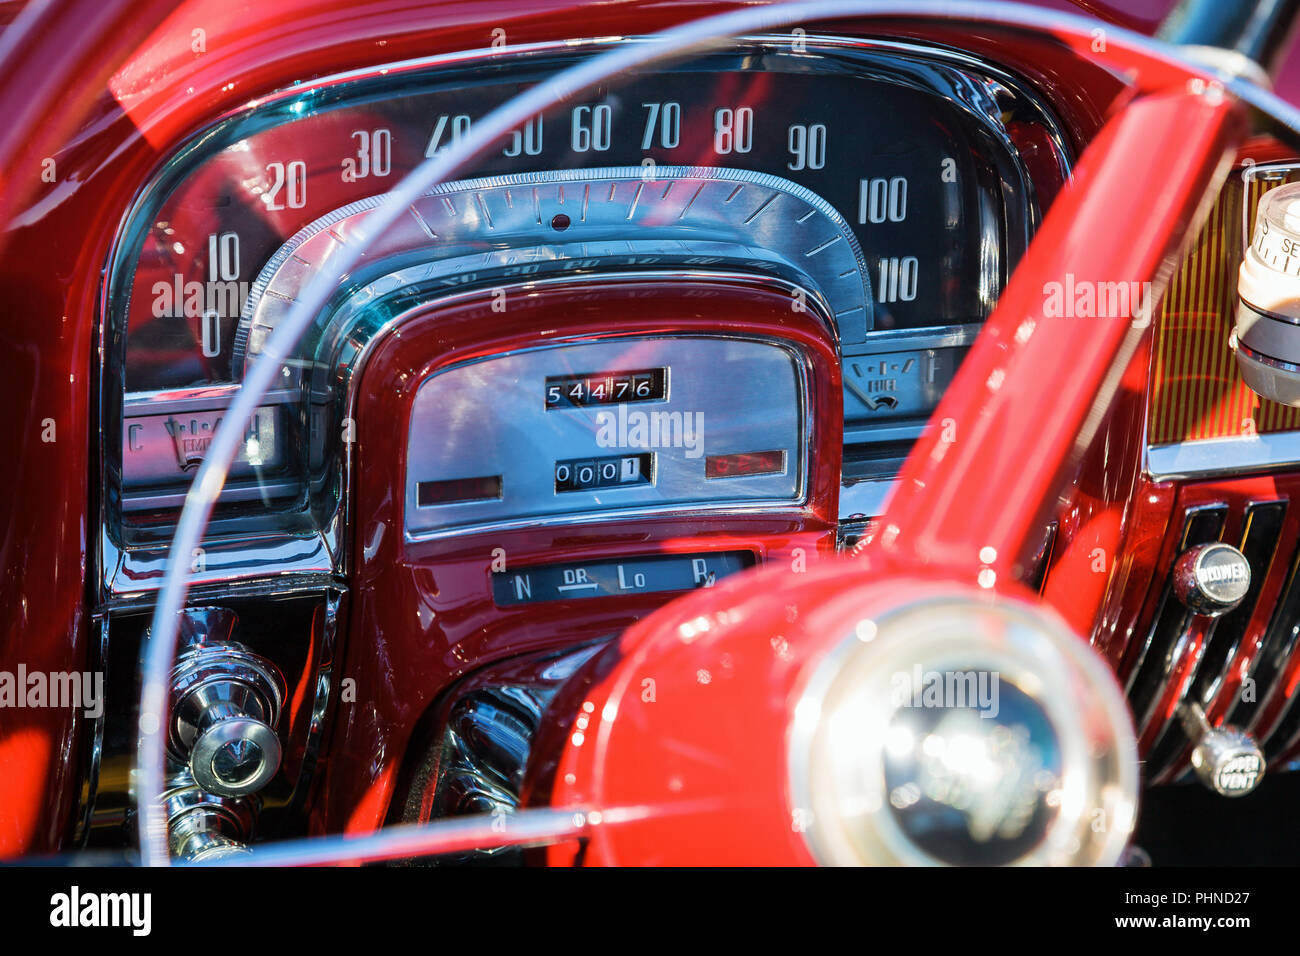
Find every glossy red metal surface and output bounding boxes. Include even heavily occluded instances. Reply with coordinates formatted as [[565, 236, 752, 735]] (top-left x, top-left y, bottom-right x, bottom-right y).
[[0, 0, 1140, 858], [1083, 476, 1179, 671], [0, 0, 1292, 861], [0, 0, 179, 855], [316, 277, 842, 834], [535, 88, 1248, 864], [872, 89, 1246, 587], [539, 562, 1074, 865], [1041, 320, 1154, 648]]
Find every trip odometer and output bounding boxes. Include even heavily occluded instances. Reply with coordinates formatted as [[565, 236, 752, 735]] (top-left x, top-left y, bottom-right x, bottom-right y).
[[101, 35, 1068, 539]]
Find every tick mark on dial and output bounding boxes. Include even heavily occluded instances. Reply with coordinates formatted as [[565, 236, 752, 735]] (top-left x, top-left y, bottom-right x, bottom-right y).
[[744, 193, 777, 224], [679, 183, 706, 219], [805, 236, 842, 257], [474, 192, 494, 229]]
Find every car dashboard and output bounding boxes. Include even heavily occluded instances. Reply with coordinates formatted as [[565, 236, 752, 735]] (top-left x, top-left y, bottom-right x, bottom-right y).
[[5, 0, 1290, 866], [101, 35, 1069, 589]]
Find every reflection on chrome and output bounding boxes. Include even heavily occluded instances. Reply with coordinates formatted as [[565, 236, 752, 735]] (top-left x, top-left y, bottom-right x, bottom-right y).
[[790, 592, 1138, 866], [885, 687, 1059, 864]]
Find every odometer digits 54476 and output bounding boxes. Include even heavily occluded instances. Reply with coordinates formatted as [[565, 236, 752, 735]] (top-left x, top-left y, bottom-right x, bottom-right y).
[[545, 368, 666, 409]]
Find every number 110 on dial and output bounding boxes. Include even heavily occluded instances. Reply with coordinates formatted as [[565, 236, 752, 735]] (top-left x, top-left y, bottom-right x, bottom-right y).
[[858, 176, 916, 305]]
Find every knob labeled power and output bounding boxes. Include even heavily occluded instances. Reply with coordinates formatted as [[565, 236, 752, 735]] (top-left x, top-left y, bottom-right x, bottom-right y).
[[1172, 542, 1251, 616], [164, 607, 285, 798]]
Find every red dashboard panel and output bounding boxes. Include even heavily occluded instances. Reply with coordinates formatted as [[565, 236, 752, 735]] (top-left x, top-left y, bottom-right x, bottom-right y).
[[1108, 476, 1300, 779], [316, 276, 842, 833]]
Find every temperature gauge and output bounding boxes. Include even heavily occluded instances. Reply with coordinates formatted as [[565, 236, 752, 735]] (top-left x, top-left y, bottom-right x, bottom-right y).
[[1235, 180, 1300, 405]]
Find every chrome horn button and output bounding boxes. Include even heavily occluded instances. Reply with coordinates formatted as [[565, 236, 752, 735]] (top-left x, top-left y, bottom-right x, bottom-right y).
[[882, 681, 1063, 866], [790, 590, 1138, 866]]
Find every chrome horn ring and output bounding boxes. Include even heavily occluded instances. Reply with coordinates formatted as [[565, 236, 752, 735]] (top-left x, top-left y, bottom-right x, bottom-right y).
[[790, 591, 1138, 866]]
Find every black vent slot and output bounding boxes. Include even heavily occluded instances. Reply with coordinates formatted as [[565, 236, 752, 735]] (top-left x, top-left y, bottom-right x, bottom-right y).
[[1231, 536, 1300, 736], [1127, 505, 1227, 728], [1265, 676, 1300, 761], [1191, 501, 1286, 705], [1145, 500, 1286, 778]]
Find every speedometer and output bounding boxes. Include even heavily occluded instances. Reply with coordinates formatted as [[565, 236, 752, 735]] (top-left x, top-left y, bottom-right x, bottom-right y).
[[100, 35, 1069, 568]]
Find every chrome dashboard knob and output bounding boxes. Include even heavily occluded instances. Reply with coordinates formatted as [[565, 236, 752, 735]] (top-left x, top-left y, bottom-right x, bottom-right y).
[[162, 770, 257, 862], [1178, 703, 1265, 797], [165, 607, 285, 798], [1172, 542, 1251, 616]]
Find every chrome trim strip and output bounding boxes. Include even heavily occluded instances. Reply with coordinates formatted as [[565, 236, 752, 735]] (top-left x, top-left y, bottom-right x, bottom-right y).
[[839, 479, 895, 518], [103, 524, 337, 601], [122, 480, 300, 512], [284, 590, 340, 820], [845, 422, 925, 444], [853, 324, 981, 352], [124, 387, 299, 413], [198, 806, 592, 866], [70, 613, 111, 846], [233, 165, 868, 372], [1147, 434, 1300, 479], [1241, 161, 1300, 248]]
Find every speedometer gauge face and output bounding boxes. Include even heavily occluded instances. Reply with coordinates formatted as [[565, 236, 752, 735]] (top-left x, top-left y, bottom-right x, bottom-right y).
[[114, 42, 1062, 392], [102, 37, 1067, 544]]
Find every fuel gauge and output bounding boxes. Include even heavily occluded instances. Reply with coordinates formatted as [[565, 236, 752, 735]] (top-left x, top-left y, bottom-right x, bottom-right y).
[[842, 345, 970, 427]]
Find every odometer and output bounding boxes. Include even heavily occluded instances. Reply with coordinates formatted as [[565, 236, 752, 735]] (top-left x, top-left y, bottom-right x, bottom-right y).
[[545, 369, 668, 409]]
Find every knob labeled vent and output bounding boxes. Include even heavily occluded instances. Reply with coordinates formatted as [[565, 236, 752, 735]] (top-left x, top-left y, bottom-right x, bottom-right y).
[[1178, 703, 1265, 797]]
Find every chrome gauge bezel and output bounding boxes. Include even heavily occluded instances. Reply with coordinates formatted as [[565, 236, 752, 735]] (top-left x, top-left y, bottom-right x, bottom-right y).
[[231, 163, 871, 381], [401, 332, 813, 542], [97, 34, 1071, 599]]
